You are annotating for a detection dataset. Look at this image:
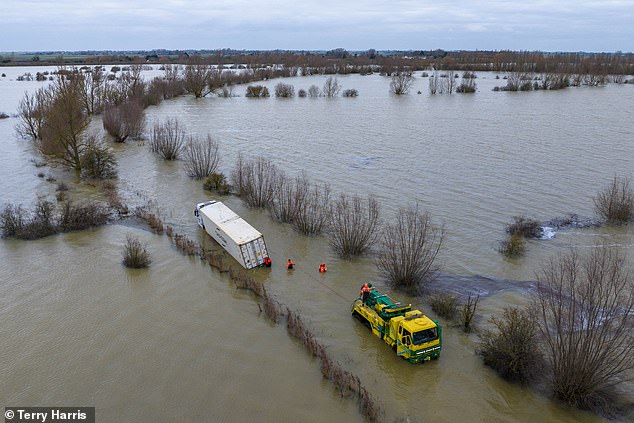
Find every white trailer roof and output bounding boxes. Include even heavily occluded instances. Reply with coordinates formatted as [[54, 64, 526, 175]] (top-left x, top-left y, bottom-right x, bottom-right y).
[[200, 201, 263, 245]]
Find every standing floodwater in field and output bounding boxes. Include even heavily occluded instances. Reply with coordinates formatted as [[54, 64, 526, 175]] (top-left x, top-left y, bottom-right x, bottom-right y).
[[1, 68, 633, 422]]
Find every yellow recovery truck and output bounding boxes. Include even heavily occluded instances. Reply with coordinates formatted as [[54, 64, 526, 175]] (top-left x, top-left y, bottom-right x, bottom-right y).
[[352, 287, 441, 363]]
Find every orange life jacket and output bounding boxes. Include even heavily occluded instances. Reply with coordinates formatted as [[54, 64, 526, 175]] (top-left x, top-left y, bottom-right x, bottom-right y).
[[319, 263, 327, 272], [287, 261, 295, 269]]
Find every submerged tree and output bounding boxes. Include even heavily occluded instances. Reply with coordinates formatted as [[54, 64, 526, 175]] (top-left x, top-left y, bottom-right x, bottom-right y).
[[535, 248, 634, 408], [184, 56, 215, 98], [322, 76, 341, 97], [183, 135, 220, 179], [328, 194, 380, 258], [375, 206, 444, 292], [38, 73, 91, 171], [102, 100, 145, 142], [593, 176, 634, 224], [15, 86, 52, 140], [390, 71, 414, 95]]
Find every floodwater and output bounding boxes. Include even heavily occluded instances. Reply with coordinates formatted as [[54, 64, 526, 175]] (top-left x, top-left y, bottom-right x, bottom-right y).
[[1, 66, 633, 422]]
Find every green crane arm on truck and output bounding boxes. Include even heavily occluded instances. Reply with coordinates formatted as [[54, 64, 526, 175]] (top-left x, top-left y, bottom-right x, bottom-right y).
[[351, 288, 442, 364]]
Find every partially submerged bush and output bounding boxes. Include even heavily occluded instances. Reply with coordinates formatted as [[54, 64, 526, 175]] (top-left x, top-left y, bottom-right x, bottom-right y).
[[102, 101, 145, 142], [245, 85, 270, 98], [274, 82, 295, 98], [535, 248, 634, 408], [328, 194, 380, 258], [81, 139, 117, 179], [429, 292, 458, 319], [390, 71, 414, 95], [183, 135, 220, 179], [375, 206, 444, 292], [122, 234, 151, 268], [203, 172, 230, 194], [293, 182, 331, 235], [1, 204, 26, 238], [58, 200, 110, 232], [149, 118, 186, 160], [307, 85, 321, 97], [342, 89, 359, 97], [1, 199, 110, 239], [506, 215, 541, 238], [479, 306, 541, 383], [499, 234, 526, 257], [460, 292, 480, 332], [231, 155, 281, 208], [593, 176, 634, 224], [322, 76, 341, 97]]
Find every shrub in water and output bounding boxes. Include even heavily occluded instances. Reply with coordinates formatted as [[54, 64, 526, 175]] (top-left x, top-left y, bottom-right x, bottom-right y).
[[506, 215, 541, 238], [122, 234, 151, 268], [498, 234, 526, 257], [429, 292, 458, 319], [479, 306, 541, 383], [593, 176, 634, 224], [342, 89, 359, 97]]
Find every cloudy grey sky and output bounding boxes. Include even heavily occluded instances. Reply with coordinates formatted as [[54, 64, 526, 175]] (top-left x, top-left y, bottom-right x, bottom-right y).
[[2, 0, 633, 52]]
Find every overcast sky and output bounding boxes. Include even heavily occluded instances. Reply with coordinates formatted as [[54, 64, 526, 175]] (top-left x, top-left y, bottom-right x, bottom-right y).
[[1, 0, 633, 52]]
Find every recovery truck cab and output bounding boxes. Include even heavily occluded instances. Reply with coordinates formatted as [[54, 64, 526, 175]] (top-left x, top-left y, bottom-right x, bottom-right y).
[[352, 287, 441, 363]]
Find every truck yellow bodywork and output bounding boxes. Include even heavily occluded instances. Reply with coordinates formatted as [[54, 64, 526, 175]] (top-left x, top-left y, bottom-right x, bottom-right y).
[[351, 290, 441, 363]]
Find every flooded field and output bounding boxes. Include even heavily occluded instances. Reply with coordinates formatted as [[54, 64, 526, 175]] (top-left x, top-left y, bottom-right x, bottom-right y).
[[1, 66, 633, 422]]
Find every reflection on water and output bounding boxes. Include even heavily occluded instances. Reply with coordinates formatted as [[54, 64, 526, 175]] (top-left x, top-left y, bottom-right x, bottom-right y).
[[1, 67, 632, 422]]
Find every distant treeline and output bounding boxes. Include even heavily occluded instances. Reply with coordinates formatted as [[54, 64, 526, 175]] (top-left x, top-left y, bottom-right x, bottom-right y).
[[2, 49, 634, 76]]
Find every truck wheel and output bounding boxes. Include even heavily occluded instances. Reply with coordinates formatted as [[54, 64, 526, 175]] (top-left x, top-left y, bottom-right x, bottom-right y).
[[352, 312, 371, 330]]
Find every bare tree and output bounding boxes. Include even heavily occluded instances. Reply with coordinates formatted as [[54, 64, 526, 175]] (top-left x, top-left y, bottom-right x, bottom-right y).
[[308, 85, 321, 97], [79, 66, 106, 114], [479, 306, 542, 382], [184, 56, 214, 98], [457, 72, 477, 93], [232, 156, 280, 208], [442, 70, 457, 94], [342, 89, 358, 97], [390, 71, 414, 95], [275, 82, 295, 98], [535, 248, 634, 408], [122, 234, 151, 268], [429, 71, 440, 95], [328, 194, 380, 258], [375, 206, 444, 292], [149, 118, 186, 160], [270, 173, 302, 223], [38, 73, 91, 171], [293, 182, 331, 235], [215, 85, 236, 98], [183, 135, 220, 179], [593, 176, 634, 224], [15, 86, 52, 140], [245, 85, 270, 98], [160, 64, 183, 99], [102, 101, 145, 142], [322, 76, 341, 97]]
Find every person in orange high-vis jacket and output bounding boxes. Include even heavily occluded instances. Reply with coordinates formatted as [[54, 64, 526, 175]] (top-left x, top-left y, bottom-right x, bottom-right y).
[[263, 257, 272, 268], [286, 259, 295, 270], [319, 262, 327, 273], [360, 283, 371, 304]]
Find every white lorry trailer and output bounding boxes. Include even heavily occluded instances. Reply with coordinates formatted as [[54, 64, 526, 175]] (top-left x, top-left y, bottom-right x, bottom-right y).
[[194, 200, 270, 269]]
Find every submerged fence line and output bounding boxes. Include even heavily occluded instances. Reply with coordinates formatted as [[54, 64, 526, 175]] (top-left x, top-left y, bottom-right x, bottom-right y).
[[135, 210, 383, 423]]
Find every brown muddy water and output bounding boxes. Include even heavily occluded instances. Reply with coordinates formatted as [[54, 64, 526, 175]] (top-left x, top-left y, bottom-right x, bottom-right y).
[[1, 67, 633, 422]]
